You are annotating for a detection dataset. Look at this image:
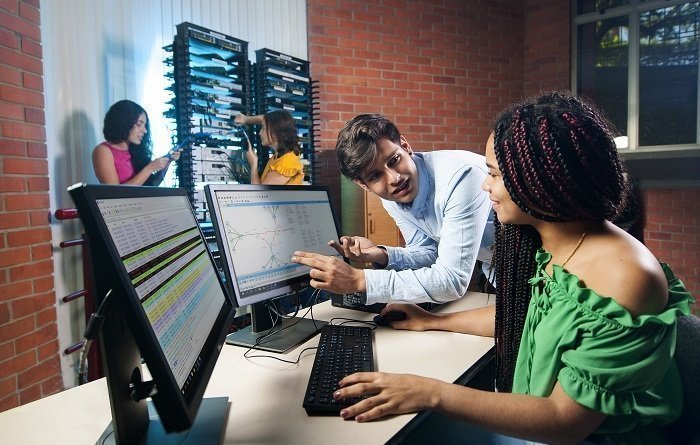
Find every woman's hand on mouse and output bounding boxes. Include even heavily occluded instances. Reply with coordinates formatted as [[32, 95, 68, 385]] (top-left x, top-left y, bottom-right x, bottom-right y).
[[380, 303, 438, 331]]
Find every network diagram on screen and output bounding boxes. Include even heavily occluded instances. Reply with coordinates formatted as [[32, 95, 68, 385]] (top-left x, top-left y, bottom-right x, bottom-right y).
[[213, 189, 339, 300]]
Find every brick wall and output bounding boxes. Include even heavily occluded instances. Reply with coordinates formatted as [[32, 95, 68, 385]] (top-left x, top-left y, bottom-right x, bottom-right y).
[[307, 0, 525, 155], [0, 0, 62, 412], [644, 189, 700, 298], [523, 0, 571, 96]]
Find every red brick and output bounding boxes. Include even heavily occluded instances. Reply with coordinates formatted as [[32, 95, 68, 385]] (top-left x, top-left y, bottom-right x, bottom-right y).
[[0, 9, 40, 41], [18, 1, 39, 24], [0, 63, 22, 84], [29, 209, 50, 226], [0, 341, 14, 362], [30, 244, 51, 261], [0, 0, 20, 14], [14, 320, 56, 351], [0, 280, 33, 302], [18, 381, 41, 405], [6, 227, 51, 247], [0, 25, 19, 49], [24, 106, 44, 124], [4, 192, 48, 210], [0, 375, 17, 399], [26, 176, 47, 192], [0, 138, 26, 155], [0, 211, 29, 230], [0, 301, 8, 324], [26, 141, 46, 157], [19, 35, 40, 58], [0, 350, 35, 380], [0, 101, 24, 120], [3, 157, 47, 175], [21, 71, 42, 91], [1, 120, 45, 140], [36, 339, 58, 362], [40, 374, 62, 397], [0, 310, 34, 342], [0, 246, 30, 267], [0, 84, 43, 107], [34, 305, 55, 326], [0, 392, 19, 412], [18, 359, 59, 388], [10, 259, 52, 281]]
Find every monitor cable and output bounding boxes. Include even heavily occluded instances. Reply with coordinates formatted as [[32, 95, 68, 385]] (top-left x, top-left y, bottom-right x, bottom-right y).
[[243, 288, 324, 365], [77, 288, 112, 385]]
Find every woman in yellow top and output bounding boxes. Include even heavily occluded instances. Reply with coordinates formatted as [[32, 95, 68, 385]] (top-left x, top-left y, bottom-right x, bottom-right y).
[[234, 110, 304, 185]]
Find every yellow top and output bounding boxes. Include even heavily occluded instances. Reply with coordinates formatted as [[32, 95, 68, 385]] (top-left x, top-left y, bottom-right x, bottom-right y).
[[261, 151, 304, 184]]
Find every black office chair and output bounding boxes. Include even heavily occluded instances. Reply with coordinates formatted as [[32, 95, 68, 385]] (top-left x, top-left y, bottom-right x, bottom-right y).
[[667, 313, 700, 445]]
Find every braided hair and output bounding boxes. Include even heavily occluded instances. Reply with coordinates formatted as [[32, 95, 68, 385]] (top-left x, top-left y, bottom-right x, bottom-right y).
[[491, 91, 631, 392], [103, 100, 159, 186]]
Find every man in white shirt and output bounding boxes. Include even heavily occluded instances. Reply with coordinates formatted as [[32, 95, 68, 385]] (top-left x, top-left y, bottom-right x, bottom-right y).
[[292, 114, 492, 304]]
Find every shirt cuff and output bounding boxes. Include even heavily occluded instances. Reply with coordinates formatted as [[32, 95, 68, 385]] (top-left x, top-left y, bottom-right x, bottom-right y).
[[371, 246, 389, 269]]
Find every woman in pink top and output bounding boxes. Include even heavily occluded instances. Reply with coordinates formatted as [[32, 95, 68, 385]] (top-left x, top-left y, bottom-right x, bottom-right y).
[[92, 100, 180, 185]]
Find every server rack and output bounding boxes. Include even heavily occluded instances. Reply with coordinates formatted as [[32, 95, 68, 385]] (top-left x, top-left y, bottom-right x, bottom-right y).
[[253, 48, 318, 184], [164, 22, 253, 220]]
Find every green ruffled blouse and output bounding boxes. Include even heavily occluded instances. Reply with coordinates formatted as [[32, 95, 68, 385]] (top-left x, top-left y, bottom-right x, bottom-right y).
[[512, 249, 694, 444]]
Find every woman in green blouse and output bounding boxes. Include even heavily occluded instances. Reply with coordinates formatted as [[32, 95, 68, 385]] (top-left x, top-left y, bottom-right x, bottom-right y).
[[333, 92, 693, 444]]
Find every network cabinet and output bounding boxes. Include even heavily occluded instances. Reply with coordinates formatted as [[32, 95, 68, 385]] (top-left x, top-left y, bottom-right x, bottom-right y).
[[164, 22, 253, 220], [253, 48, 319, 184]]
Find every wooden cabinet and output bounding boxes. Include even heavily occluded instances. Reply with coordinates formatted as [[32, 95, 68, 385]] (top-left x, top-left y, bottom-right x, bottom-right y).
[[340, 177, 403, 247]]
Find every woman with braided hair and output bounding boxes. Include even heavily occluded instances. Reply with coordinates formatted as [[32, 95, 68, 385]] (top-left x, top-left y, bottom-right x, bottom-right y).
[[331, 92, 693, 444]]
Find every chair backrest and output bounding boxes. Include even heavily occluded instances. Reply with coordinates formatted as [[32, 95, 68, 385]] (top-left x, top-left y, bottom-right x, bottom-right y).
[[667, 314, 700, 444]]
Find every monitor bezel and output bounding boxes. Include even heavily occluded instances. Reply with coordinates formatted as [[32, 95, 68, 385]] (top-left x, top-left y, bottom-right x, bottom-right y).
[[69, 183, 235, 433], [204, 183, 342, 309]]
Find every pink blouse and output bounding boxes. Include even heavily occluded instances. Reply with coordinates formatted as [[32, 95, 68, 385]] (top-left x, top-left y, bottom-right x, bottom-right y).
[[103, 142, 134, 184]]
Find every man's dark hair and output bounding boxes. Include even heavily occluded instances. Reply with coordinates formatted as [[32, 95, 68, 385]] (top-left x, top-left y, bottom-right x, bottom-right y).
[[335, 114, 402, 180]]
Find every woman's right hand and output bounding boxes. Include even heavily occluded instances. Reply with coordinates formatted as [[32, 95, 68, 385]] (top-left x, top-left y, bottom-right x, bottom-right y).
[[245, 141, 258, 167], [379, 303, 436, 331], [234, 113, 249, 126], [148, 157, 170, 174]]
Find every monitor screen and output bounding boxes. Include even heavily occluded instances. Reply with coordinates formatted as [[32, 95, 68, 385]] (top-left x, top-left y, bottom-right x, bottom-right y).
[[69, 184, 234, 440], [205, 184, 342, 308], [204, 184, 341, 352]]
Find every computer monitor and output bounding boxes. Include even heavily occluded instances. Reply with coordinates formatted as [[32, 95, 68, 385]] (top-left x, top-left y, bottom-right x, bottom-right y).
[[205, 184, 342, 353], [68, 183, 235, 444]]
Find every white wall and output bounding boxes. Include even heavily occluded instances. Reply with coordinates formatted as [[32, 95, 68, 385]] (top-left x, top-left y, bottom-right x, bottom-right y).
[[40, 0, 307, 388]]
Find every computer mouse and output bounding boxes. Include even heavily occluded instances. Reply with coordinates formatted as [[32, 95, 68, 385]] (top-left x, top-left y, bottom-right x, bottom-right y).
[[373, 311, 407, 327]]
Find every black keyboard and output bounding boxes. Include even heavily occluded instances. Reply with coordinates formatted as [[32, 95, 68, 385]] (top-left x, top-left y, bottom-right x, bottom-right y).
[[303, 324, 374, 415]]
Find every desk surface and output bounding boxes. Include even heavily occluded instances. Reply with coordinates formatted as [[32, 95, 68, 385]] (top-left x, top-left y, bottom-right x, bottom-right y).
[[0, 292, 495, 445]]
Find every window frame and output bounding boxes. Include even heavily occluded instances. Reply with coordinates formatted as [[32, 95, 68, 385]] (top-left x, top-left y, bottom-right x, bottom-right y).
[[571, 0, 700, 185]]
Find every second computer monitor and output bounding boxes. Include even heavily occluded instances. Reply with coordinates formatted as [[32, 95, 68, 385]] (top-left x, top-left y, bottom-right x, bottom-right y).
[[205, 184, 342, 352]]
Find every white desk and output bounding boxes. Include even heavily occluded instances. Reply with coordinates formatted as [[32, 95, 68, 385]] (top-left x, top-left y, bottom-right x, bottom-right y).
[[0, 292, 495, 445]]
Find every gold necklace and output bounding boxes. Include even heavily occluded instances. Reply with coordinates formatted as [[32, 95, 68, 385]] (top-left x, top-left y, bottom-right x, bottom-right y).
[[560, 232, 587, 268]]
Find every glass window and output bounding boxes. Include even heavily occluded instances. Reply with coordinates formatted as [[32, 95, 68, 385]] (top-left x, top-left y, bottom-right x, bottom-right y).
[[639, 3, 699, 145], [577, 17, 630, 136], [578, 0, 630, 15], [575, 0, 700, 151]]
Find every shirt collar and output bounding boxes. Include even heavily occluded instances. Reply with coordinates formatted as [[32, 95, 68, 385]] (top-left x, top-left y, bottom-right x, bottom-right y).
[[397, 152, 430, 215]]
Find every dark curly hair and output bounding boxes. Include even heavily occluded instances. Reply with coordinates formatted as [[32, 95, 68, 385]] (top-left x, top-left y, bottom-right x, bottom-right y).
[[103, 100, 159, 185], [491, 91, 632, 392], [265, 110, 300, 156]]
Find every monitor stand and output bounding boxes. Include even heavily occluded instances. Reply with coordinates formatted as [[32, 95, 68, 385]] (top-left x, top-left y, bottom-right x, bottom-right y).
[[97, 397, 229, 445], [225, 301, 326, 353]]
